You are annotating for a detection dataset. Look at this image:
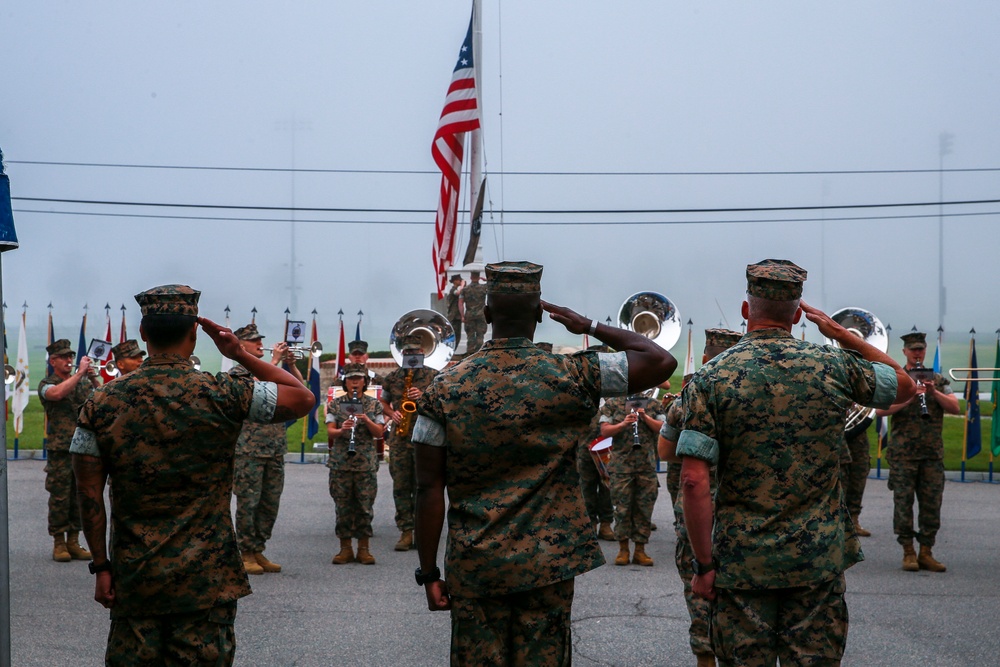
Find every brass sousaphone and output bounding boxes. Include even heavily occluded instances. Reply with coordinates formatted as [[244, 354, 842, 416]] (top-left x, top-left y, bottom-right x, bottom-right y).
[[617, 291, 683, 351], [825, 307, 888, 438], [389, 309, 457, 436]]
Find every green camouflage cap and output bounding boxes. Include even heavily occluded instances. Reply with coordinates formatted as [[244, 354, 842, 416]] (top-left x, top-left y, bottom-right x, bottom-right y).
[[348, 340, 369, 354], [343, 362, 368, 379], [234, 323, 264, 341], [134, 284, 200, 317], [485, 261, 543, 295], [746, 259, 807, 301], [705, 328, 742, 351], [111, 339, 146, 362], [46, 339, 74, 357], [536, 342, 553, 353], [400, 333, 423, 351], [901, 331, 927, 349]]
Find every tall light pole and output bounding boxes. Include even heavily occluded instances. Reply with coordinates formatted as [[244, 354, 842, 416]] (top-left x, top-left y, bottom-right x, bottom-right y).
[[938, 132, 953, 330]]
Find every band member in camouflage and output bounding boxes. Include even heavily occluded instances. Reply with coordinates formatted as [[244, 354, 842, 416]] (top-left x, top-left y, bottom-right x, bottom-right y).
[[678, 261, 914, 667], [876, 330, 959, 573], [110, 339, 146, 377], [413, 260, 676, 666], [445, 274, 465, 349], [461, 270, 487, 354], [69, 284, 315, 666]]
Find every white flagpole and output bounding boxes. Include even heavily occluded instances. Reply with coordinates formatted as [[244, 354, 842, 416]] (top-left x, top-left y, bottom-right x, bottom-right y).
[[466, 0, 483, 264]]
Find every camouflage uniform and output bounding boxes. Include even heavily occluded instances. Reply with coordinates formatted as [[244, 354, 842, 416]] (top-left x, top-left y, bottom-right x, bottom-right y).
[[230, 364, 287, 555], [72, 350, 272, 665], [599, 396, 662, 544], [413, 337, 629, 666], [662, 397, 685, 509], [325, 393, 384, 539], [886, 371, 953, 548], [576, 410, 614, 526], [381, 365, 438, 533], [842, 430, 870, 522], [461, 281, 487, 354], [445, 280, 464, 348], [677, 326, 898, 666], [38, 372, 93, 536]]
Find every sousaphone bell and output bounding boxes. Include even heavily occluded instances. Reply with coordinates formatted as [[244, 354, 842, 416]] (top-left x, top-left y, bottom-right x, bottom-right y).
[[617, 291, 682, 351], [389, 309, 456, 371], [825, 307, 888, 438]]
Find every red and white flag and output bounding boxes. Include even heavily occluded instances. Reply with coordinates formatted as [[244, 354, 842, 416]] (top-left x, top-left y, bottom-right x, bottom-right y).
[[432, 8, 481, 298]]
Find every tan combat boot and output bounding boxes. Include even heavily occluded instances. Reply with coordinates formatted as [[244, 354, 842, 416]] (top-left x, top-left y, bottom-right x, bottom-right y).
[[356, 537, 376, 565], [696, 653, 716, 667], [52, 535, 71, 563], [242, 552, 264, 575], [597, 521, 616, 541], [901, 542, 919, 572], [614, 540, 631, 566], [632, 543, 654, 567], [66, 532, 92, 560], [255, 552, 282, 573], [917, 545, 947, 572], [394, 530, 414, 552], [332, 539, 355, 565], [853, 518, 871, 537]]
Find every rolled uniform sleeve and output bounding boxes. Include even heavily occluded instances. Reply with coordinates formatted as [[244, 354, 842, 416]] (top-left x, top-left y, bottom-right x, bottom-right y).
[[247, 381, 278, 423], [675, 379, 720, 466], [411, 415, 445, 448], [869, 361, 899, 409], [69, 427, 99, 457], [597, 351, 628, 398]]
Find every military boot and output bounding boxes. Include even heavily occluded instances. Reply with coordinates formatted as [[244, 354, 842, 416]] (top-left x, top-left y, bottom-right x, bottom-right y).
[[356, 538, 376, 565], [597, 521, 616, 541], [66, 532, 92, 560], [632, 543, 654, 567], [614, 540, 631, 566], [853, 518, 871, 537], [394, 530, 414, 552], [255, 552, 282, 573], [901, 543, 919, 572], [242, 552, 264, 575], [695, 653, 717, 667], [332, 539, 355, 565], [52, 535, 71, 563], [918, 545, 947, 572]]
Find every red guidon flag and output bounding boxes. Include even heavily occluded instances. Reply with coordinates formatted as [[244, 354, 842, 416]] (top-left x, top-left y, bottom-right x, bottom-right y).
[[431, 9, 481, 298]]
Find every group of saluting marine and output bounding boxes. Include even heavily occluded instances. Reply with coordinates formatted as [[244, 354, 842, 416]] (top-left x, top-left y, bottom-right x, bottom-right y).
[[40, 256, 949, 666]]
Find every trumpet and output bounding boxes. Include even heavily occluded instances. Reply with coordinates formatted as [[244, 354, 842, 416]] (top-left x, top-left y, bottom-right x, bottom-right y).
[[262, 341, 323, 360]]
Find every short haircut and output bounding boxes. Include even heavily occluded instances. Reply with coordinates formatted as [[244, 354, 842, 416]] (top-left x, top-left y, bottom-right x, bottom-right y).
[[486, 292, 541, 324], [746, 294, 799, 325], [141, 314, 197, 348]]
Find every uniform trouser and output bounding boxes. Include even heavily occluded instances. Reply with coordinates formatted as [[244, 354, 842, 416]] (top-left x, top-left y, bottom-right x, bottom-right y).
[[389, 439, 415, 532], [888, 458, 944, 547], [106, 601, 237, 667], [675, 524, 713, 657], [842, 432, 870, 520], [450, 578, 574, 667], [465, 320, 487, 354], [449, 317, 463, 348], [712, 575, 848, 667], [610, 469, 658, 542], [233, 454, 284, 553], [328, 469, 377, 539], [576, 451, 613, 523], [44, 450, 81, 536]]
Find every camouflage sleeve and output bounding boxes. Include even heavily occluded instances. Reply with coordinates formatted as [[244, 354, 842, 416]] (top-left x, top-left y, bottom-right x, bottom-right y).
[[597, 351, 628, 398], [841, 350, 897, 410], [659, 401, 683, 441], [675, 377, 720, 465], [247, 381, 278, 423], [69, 428, 99, 456], [936, 373, 954, 396], [368, 398, 385, 425], [381, 370, 398, 405], [597, 400, 615, 424], [325, 400, 338, 424], [413, 377, 447, 447], [38, 377, 56, 401]]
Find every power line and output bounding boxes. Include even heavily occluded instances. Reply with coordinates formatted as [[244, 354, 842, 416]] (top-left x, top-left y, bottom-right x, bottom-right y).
[[12, 195, 1000, 215], [8, 159, 1000, 177]]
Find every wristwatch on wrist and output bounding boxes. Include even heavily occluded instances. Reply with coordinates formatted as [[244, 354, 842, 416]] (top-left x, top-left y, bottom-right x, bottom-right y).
[[415, 565, 441, 586], [691, 558, 716, 576], [88, 560, 112, 575]]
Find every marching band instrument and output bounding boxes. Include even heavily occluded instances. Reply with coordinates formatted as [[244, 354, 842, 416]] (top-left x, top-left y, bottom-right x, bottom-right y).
[[389, 309, 456, 371], [617, 292, 682, 351], [825, 307, 888, 438], [263, 341, 323, 360], [4, 364, 15, 385], [909, 364, 934, 421], [948, 367, 1000, 382], [347, 390, 359, 457], [189, 355, 201, 371], [588, 436, 613, 489], [397, 370, 417, 438], [104, 360, 120, 377]]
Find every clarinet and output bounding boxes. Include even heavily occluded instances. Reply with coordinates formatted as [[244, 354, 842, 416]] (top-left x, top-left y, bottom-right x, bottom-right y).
[[347, 390, 359, 456], [913, 364, 931, 420], [631, 408, 643, 450]]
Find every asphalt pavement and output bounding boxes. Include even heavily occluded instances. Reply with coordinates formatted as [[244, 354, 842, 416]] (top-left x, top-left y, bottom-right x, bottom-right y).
[[5, 458, 999, 666]]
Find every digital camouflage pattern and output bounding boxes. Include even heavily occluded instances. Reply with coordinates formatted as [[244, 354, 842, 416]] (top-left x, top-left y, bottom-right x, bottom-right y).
[[449, 578, 574, 667], [105, 602, 237, 667], [677, 328, 897, 589], [39, 373, 94, 452], [446, 281, 464, 348], [662, 397, 685, 508], [745, 259, 807, 301], [886, 372, 952, 461], [842, 430, 870, 520], [415, 338, 625, 598], [230, 366, 287, 458], [576, 410, 613, 524], [889, 458, 944, 547], [484, 260, 542, 294], [461, 281, 487, 353], [382, 366, 438, 532], [233, 456, 284, 554], [326, 393, 383, 539], [600, 396, 661, 543], [39, 373, 94, 535], [325, 393, 383, 472], [74, 354, 255, 618], [111, 339, 145, 364], [134, 284, 199, 317]]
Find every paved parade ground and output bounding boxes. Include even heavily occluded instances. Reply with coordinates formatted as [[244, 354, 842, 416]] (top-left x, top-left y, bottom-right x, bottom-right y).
[[6, 458, 1000, 666]]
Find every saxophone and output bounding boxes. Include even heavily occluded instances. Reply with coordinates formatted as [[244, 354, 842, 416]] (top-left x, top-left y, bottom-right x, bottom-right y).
[[397, 369, 417, 438]]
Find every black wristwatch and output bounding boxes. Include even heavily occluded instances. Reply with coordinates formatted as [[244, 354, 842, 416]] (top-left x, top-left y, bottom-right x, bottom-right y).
[[691, 558, 716, 576], [89, 560, 112, 575], [415, 565, 441, 586]]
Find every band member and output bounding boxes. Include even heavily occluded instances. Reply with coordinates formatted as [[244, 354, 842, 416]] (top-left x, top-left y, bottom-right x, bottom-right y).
[[842, 430, 872, 537], [38, 338, 98, 562], [109, 339, 146, 377], [461, 270, 487, 354], [658, 328, 741, 667], [876, 330, 960, 572], [678, 261, 913, 667], [326, 363, 385, 565], [446, 274, 465, 349], [230, 323, 305, 575], [379, 334, 439, 551], [577, 345, 615, 541], [347, 340, 369, 365]]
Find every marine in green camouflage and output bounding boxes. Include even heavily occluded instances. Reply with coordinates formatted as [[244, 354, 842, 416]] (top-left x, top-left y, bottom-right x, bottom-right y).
[[445, 275, 464, 348], [661, 397, 685, 508], [461, 280, 487, 354], [230, 364, 287, 554], [599, 395, 662, 543], [842, 430, 871, 522], [381, 365, 438, 533], [105, 601, 237, 667], [39, 371, 94, 536], [325, 392, 384, 539], [576, 411, 614, 525]]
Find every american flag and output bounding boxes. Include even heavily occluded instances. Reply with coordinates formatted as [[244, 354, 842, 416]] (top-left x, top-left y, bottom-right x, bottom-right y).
[[432, 10, 481, 298]]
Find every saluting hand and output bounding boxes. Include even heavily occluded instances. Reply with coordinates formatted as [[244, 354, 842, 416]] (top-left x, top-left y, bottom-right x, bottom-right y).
[[799, 301, 842, 340], [198, 317, 243, 359], [541, 300, 590, 335]]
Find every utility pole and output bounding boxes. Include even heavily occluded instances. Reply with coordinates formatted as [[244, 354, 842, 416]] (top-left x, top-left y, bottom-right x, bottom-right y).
[[275, 116, 312, 314], [938, 132, 953, 330]]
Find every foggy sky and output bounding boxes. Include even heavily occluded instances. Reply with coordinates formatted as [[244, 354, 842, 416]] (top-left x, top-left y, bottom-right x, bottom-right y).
[[2, 1, 999, 372]]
